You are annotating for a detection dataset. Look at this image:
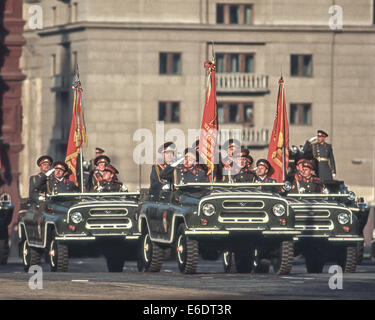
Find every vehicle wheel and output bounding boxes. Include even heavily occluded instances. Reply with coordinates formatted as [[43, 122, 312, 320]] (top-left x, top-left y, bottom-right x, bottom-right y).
[[252, 248, 270, 274], [0, 239, 9, 265], [271, 240, 294, 275], [49, 237, 69, 272], [337, 245, 357, 273], [176, 224, 199, 274], [233, 248, 253, 273], [22, 239, 42, 272], [223, 251, 237, 273], [137, 233, 163, 272]]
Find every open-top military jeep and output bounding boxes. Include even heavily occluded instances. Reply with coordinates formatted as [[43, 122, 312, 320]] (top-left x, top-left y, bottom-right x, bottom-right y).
[[137, 182, 300, 275], [283, 181, 369, 273], [18, 192, 140, 272], [0, 193, 14, 265]]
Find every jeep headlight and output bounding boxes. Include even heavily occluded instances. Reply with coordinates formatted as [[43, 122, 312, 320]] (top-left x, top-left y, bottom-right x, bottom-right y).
[[348, 191, 356, 201], [338, 212, 350, 225], [272, 204, 286, 216], [202, 203, 216, 217], [283, 181, 292, 192], [71, 212, 83, 224]]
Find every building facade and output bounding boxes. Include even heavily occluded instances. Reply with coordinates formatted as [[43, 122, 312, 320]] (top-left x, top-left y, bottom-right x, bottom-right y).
[[20, 0, 375, 201]]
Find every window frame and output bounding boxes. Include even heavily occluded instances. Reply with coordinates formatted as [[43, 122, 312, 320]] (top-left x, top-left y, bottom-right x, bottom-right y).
[[216, 3, 254, 25], [289, 103, 312, 126], [290, 54, 313, 77], [217, 101, 254, 126], [158, 101, 181, 123], [159, 52, 182, 75]]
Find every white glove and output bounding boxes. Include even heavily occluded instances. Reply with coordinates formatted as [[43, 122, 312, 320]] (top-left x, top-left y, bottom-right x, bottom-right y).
[[38, 195, 45, 201], [97, 185, 103, 192], [332, 173, 336, 178], [308, 136, 317, 143], [121, 184, 128, 192], [171, 156, 184, 168], [46, 168, 55, 177]]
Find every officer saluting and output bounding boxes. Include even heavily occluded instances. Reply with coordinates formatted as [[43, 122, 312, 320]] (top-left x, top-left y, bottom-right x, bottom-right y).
[[160, 148, 207, 185], [149, 142, 176, 200], [97, 164, 128, 192], [46, 161, 78, 194], [303, 130, 336, 182], [29, 155, 53, 203], [290, 161, 323, 194], [87, 155, 111, 191]]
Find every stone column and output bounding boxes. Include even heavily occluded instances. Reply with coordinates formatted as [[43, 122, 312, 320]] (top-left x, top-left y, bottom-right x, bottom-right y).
[[0, 0, 26, 234]]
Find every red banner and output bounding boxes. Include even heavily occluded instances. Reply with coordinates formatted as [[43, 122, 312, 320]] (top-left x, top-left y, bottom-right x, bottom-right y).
[[199, 61, 218, 177], [65, 81, 87, 186], [267, 77, 289, 182]]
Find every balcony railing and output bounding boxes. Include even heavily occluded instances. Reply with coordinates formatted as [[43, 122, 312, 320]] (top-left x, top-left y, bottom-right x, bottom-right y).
[[216, 73, 269, 93], [218, 128, 269, 147]]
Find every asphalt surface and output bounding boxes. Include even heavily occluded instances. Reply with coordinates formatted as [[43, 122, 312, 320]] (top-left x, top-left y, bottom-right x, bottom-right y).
[[1, 251, 375, 301]]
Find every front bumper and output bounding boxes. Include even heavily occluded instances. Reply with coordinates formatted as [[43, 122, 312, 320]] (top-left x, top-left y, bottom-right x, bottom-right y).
[[185, 228, 300, 237], [293, 234, 363, 242], [55, 233, 142, 241]]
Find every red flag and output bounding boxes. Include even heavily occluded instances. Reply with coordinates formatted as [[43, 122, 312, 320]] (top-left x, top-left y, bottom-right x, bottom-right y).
[[199, 60, 218, 177], [267, 77, 289, 182], [65, 80, 87, 186]]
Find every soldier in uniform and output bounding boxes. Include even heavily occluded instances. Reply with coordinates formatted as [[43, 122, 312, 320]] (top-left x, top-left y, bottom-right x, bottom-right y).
[[86, 155, 111, 191], [87, 147, 105, 172], [303, 130, 336, 182], [219, 139, 241, 181], [97, 164, 128, 192], [253, 159, 276, 183], [230, 148, 256, 183], [29, 155, 53, 203], [149, 142, 176, 200], [160, 148, 208, 185], [290, 161, 323, 194], [46, 161, 78, 194]]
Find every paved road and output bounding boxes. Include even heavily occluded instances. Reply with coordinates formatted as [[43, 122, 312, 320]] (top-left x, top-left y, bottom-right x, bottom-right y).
[[1, 252, 375, 300]]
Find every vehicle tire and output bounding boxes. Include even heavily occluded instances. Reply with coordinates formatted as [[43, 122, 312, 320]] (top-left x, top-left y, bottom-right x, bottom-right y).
[[337, 245, 357, 273], [137, 233, 163, 272], [21, 239, 42, 272], [271, 240, 294, 275], [0, 239, 9, 265], [49, 236, 69, 272], [233, 248, 253, 273], [252, 248, 270, 274], [176, 224, 199, 274], [223, 251, 237, 273]]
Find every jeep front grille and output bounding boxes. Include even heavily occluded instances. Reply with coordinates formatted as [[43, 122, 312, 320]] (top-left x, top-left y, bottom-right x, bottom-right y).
[[85, 218, 131, 230], [294, 210, 333, 231], [89, 208, 128, 216], [222, 200, 264, 209], [219, 211, 269, 223]]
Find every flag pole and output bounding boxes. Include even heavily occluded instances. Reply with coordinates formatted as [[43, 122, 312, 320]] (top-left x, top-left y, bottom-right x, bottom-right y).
[[76, 64, 84, 193]]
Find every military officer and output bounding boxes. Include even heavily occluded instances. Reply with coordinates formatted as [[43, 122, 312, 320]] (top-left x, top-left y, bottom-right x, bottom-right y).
[[29, 155, 54, 203], [230, 148, 255, 183], [97, 164, 128, 192], [46, 161, 78, 194], [149, 142, 176, 200], [220, 139, 241, 181], [253, 159, 276, 183], [160, 148, 207, 185], [303, 130, 336, 182], [87, 147, 105, 172], [86, 154, 111, 191], [290, 161, 323, 194]]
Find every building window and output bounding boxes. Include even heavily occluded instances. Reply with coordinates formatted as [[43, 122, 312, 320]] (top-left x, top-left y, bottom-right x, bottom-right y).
[[218, 102, 254, 125], [158, 102, 180, 123], [52, 6, 56, 26], [216, 53, 254, 73], [159, 53, 181, 75], [216, 4, 253, 25], [290, 103, 312, 125], [291, 54, 312, 77], [51, 54, 56, 76]]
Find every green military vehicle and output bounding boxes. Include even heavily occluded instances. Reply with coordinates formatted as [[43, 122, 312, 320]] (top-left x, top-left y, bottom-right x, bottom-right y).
[[137, 182, 300, 275], [18, 192, 140, 272], [0, 193, 14, 265]]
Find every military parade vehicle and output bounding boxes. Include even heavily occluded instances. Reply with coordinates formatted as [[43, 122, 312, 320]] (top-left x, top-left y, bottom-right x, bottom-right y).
[[283, 181, 369, 273], [18, 192, 140, 272], [0, 193, 14, 265], [137, 182, 300, 275]]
